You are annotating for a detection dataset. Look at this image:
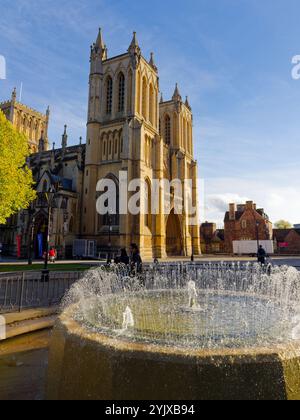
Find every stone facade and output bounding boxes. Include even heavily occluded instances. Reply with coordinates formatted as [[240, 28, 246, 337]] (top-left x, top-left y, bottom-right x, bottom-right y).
[[82, 30, 201, 259], [0, 126, 85, 258], [224, 201, 272, 253], [0, 88, 49, 153], [0, 29, 202, 260]]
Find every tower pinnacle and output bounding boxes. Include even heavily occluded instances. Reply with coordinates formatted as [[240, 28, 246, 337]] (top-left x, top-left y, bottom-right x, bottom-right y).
[[11, 87, 17, 102], [62, 125, 68, 151], [128, 31, 141, 68], [149, 52, 158, 72], [172, 83, 182, 102], [95, 28, 105, 51]]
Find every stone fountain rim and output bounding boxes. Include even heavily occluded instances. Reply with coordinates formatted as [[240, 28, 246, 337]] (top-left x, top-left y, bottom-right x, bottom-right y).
[[59, 304, 300, 361]]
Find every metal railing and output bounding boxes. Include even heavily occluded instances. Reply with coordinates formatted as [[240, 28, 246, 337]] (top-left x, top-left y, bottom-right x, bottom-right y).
[[0, 271, 82, 314]]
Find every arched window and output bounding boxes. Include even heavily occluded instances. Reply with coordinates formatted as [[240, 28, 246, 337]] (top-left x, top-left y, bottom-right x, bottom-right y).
[[42, 180, 48, 192], [114, 136, 118, 154], [101, 176, 120, 227], [69, 217, 74, 233], [144, 179, 152, 230], [142, 77, 147, 119], [118, 73, 125, 113], [106, 76, 113, 115], [103, 141, 106, 159], [137, 71, 141, 114], [149, 84, 154, 125], [165, 115, 171, 144], [127, 69, 133, 113]]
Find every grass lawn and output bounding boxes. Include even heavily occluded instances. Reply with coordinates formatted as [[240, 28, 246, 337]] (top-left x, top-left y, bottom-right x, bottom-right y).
[[0, 263, 95, 273]]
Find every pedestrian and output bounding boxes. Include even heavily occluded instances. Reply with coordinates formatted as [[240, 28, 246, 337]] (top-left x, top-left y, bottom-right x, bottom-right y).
[[257, 245, 266, 265], [49, 247, 56, 263], [118, 248, 130, 266], [130, 243, 143, 274]]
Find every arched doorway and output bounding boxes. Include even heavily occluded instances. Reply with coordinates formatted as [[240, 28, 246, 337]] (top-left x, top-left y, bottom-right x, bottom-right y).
[[166, 210, 182, 256]]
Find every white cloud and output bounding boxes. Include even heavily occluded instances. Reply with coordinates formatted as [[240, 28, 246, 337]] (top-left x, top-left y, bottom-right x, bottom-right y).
[[200, 170, 300, 227]]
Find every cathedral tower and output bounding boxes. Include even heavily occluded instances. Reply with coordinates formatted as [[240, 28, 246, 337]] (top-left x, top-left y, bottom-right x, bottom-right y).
[[82, 30, 201, 259], [0, 88, 49, 152]]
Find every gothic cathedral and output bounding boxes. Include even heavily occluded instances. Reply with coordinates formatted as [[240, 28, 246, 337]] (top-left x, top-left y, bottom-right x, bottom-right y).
[[82, 30, 201, 259]]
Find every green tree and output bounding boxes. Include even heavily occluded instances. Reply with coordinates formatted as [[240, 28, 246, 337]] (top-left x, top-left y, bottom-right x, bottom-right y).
[[274, 220, 292, 229], [0, 110, 36, 224]]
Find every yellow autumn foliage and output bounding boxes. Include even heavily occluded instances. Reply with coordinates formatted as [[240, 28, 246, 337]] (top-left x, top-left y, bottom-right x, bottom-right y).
[[0, 109, 36, 224]]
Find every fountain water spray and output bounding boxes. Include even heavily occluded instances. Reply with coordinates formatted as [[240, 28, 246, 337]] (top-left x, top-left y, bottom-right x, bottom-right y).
[[64, 262, 300, 350], [50, 262, 300, 400], [122, 306, 135, 331]]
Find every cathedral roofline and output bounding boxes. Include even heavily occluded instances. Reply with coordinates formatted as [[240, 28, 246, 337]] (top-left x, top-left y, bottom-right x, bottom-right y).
[[0, 98, 48, 119], [31, 143, 85, 157], [159, 98, 192, 113], [102, 53, 128, 64]]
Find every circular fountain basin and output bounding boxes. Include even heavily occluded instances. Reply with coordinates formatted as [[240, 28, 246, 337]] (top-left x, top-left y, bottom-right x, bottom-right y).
[[47, 293, 300, 400], [76, 290, 295, 349]]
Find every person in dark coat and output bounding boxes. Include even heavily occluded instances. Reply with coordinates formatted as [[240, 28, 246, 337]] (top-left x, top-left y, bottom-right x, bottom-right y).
[[130, 243, 143, 274], [257, 245, 266, 265], [118, 248, 130, 265]]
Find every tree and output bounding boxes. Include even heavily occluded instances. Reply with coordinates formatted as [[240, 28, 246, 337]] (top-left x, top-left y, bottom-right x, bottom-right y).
[[0, 110, 36, 224], [274, 220, 292, 229]]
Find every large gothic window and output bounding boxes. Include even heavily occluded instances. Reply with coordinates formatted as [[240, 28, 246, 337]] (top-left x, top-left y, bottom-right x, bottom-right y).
[[149, 84, 154, 125], [127, 69, 133, 114], [102, 176, 120, 227], [165, 115, 171, 144], [106, 76, 113, 115], [144, 178, 152, 230], [118, 73, 125, 113], [137, 71, 141, 114], [142, 77, 147, 120]]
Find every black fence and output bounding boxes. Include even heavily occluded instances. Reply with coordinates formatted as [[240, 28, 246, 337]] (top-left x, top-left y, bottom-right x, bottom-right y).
[[0, 271, 81, 314]]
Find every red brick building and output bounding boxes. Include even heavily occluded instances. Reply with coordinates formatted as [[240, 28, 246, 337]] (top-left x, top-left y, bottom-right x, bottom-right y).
[[224, 201, 273, 253], [273, 228, 300, 255], [200, 222, 225, 254]]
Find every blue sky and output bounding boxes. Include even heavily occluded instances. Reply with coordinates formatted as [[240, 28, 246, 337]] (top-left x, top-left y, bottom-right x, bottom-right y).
[[1, 0, 300, 225]]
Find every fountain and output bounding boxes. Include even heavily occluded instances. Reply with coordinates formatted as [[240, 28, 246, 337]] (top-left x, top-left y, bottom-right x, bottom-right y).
[[47, 263, 300, 400]]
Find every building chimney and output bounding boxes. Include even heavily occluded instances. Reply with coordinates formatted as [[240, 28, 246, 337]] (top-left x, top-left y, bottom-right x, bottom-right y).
[[246, 201, 254, 210], [229, 203, 236, 221]]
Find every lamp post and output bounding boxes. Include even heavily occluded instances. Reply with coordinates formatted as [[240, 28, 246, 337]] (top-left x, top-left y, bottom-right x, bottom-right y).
[[107, 212, 113, 264], [27, 207, 35, 265], [255, 220, 260, 253], [39, 186, 57, 280]]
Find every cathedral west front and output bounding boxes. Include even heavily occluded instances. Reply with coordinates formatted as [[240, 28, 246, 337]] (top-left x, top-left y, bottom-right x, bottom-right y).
[[0, 29, 201, 260]]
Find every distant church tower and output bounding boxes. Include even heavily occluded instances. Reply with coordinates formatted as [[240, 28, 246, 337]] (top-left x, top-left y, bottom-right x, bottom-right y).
[[82, 29, 201, 258], [0, 88, 50, 153]]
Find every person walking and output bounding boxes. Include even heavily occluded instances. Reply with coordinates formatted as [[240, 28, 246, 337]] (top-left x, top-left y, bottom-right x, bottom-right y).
[[257, 245, 266, 265], [49, 247, 57, 263], [130, 243, 143, 274]]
